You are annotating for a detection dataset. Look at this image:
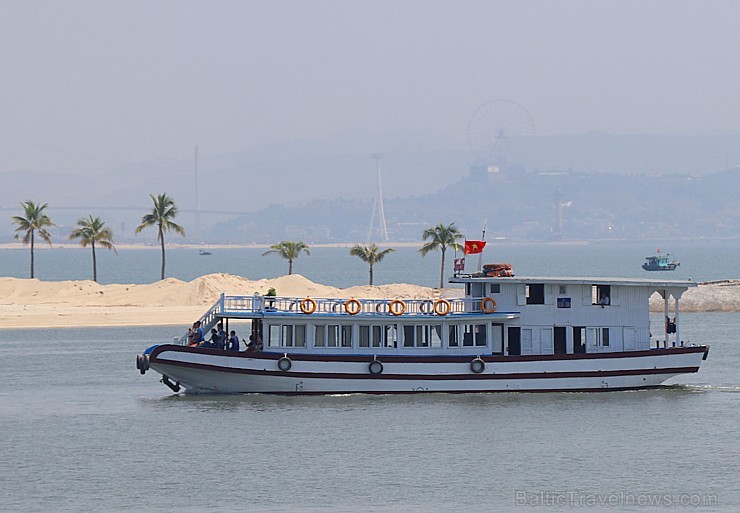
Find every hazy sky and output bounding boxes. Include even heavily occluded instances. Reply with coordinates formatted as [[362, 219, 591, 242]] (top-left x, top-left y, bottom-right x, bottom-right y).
[[2, 0, 740, 176]]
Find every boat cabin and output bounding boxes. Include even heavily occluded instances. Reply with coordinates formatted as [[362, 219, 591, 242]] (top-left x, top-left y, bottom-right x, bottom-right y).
[[190, 276, 694, 358]]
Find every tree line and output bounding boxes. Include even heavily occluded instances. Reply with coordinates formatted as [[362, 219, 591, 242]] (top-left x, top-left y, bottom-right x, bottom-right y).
[[11, 195, 466, 288]]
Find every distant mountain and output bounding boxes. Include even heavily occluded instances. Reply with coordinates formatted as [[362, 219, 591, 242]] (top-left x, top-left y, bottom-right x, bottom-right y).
[[2, 132, 739, 242]]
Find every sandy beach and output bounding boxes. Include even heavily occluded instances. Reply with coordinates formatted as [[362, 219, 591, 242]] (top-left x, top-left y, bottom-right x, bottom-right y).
[[1, 273, 739, 329]]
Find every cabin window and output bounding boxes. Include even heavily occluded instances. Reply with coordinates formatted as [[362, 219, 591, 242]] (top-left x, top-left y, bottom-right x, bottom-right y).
[[460, 324, 487, 347], [282, 325, 293, 347], [314, 324, 352, 348], [403, 326, 414, 347], [449, 325, 460, 347], [314, 325, 325, 347], [360, 325, 392, 348], [559, 285, 567, 295], [268, 325, 280, 347], [592, 285, 611, 306], [588, 327, 610, 347], [489, 284, 500, 294], [341, 325, 352, 347], [359, 326, 370, 347], [295, 325, 306, 347], [526, 284, 545, 304], [409, 325, 442, 348], [273, 324, 306, 348], [491, 324, 504, 354], [384, 325, 398, 348]]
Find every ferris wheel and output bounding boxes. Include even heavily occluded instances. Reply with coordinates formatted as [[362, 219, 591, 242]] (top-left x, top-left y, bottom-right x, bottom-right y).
[[466, 99, 536, 167]]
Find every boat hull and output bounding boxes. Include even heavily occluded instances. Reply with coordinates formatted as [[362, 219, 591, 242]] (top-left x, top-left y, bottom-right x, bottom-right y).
[[144, 345, 709, 394]]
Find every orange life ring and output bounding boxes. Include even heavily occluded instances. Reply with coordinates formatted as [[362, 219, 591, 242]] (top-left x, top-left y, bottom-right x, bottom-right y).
[[389, 299, 406, 316], [344, 298, 361, 315], [481, 297, 497, 314], [299, 297, 317, 314], [433, 299, 451, 316]]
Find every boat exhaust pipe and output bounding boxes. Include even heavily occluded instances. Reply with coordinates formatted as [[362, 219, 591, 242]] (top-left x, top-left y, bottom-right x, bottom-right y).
[[161, 375, 181, 393], [136, 354, 150, 375]]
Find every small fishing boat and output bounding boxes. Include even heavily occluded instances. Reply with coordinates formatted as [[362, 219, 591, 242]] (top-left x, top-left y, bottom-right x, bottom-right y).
[[643, 251, 679, 271], [198, 249, 212, 256], [136, 266, 708, 395]]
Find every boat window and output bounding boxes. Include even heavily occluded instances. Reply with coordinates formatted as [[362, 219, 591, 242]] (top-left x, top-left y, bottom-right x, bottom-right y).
[[314, 325, 326, 347], [295, 325, 306, 347], [409, 325, 442, 348], [372, 325, 384, 347], [341, 325, 352, 348], [460, 324, 487, 347], [327, 325, 339, 347], [491, 324, 504, 354], [526, 284, 545, 304], [559, 285, 567, 294], [592, 285, 611, 306], [268, 325, 280, 347], [268, 324, 307, 347], [383, 325, 398, 348], [448, 324, 460, 347], [588, 327, 610, 347], [403, 326, 414, 347], [359, 326, 370, 347], [489, 284, 500, 294], [282, 325, 294, 347]]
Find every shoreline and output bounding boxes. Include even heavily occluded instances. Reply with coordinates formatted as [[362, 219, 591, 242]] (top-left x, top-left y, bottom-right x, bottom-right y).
[[2, 274, 740, 330]]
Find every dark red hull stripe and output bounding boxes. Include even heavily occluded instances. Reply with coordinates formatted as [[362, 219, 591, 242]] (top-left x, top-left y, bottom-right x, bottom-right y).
[[150, 344, 708, 364], [152, 359, 699, 381], [236, 386, 665, 395]]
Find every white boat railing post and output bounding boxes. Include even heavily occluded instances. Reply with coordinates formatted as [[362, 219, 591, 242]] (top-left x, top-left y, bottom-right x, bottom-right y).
[[675, 297, 680, 347]]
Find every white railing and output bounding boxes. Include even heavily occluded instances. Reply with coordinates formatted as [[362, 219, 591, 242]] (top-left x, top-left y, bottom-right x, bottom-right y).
[[176, 294, 495, 344]]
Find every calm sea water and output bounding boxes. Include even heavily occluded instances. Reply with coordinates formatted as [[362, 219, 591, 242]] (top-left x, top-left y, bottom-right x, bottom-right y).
[[2, 239, 740, 288], [1, 242, 739, 512], [0, 317, 738, 512]]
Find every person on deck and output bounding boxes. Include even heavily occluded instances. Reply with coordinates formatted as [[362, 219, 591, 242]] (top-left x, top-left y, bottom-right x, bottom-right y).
[[189, 321, 204, 346], [228, 330, 240, 351]]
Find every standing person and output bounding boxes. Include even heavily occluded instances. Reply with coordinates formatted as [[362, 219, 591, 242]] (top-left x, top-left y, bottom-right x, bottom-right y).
[[228, 330, 240, 351], [216, 323, 227, 349]]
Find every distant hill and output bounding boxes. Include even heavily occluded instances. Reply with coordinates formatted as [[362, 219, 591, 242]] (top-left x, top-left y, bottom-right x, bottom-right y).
[[2, 132, 739, 243]]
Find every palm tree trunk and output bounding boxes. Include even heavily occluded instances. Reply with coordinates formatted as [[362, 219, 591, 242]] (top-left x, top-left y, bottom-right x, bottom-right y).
[[91, 241, 97, 282], [30, 230, 35, 279], [369, 263, 374, 286], [159, 224, 166, 280], [288, 259, 293, 275], [439, 248, 446, 288]]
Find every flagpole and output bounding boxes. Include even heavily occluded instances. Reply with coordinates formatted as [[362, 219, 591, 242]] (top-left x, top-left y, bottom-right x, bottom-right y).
[[478, 221, 487, 272]]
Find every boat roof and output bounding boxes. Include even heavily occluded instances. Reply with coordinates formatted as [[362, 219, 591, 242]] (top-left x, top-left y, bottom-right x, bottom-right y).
[[450, 275, 696, 288]]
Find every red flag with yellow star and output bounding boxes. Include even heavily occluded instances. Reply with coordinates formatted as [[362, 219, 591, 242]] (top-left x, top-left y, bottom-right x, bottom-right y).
[[464, 240, 486, 255]]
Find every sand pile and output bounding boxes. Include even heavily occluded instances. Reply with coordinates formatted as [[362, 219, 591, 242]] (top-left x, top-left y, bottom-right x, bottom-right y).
[[0, 273, 449, 329], [1, 273, 737, 329]]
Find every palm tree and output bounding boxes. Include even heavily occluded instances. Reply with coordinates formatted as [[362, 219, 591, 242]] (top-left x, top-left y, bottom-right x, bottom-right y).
[[69, 215, 117, 282], [135, 193, 185, 280], [350, 244, 395, 285], [262, 241, 310, 275], [419, 222, 464, 288], [11, 200, 55, 279]]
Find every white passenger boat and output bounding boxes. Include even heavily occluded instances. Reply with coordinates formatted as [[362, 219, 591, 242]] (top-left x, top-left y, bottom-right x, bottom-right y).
[[136, 271, 709, 394]]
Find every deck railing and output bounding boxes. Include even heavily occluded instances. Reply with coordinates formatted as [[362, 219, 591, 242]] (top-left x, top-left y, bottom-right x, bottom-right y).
[[176, 294, 495, 345]]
